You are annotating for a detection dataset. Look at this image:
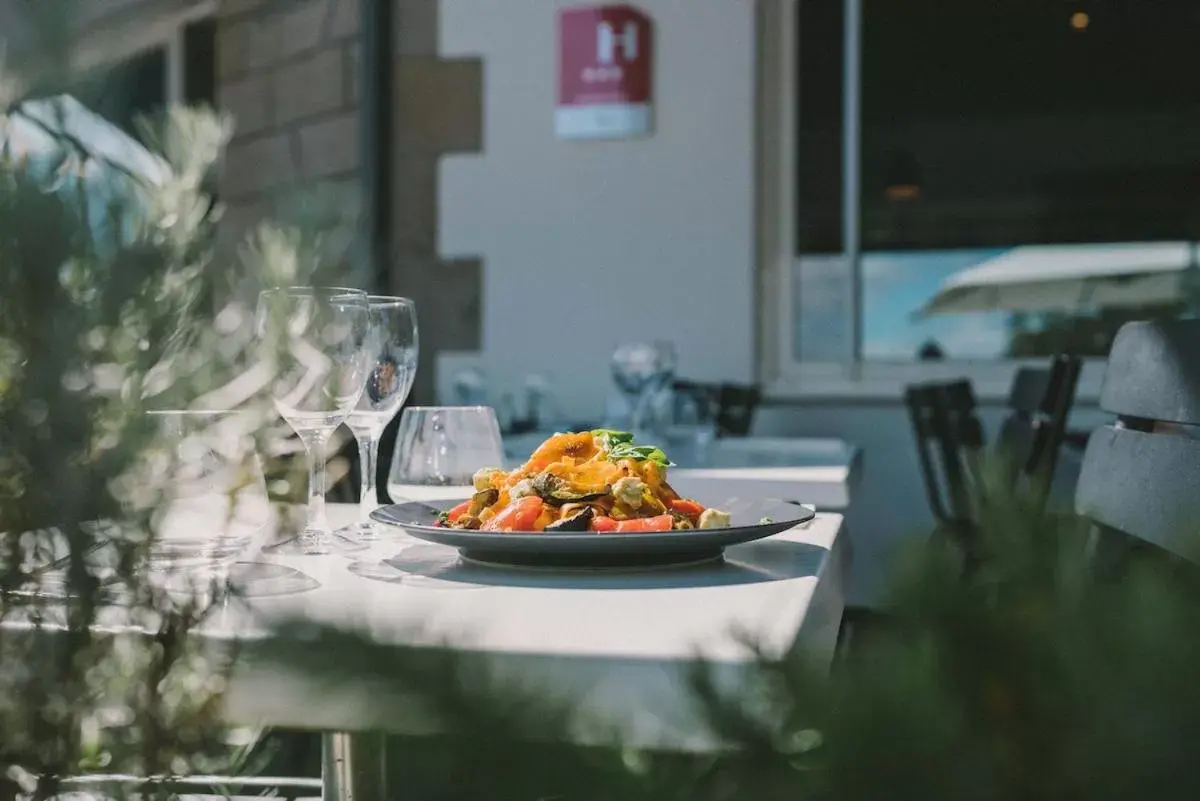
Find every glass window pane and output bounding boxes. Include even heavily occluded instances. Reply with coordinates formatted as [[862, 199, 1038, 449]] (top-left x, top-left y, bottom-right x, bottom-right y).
[[861, 245, 1198, 361], [74, 47, 167, 143], [861, 0, 1200, 250], [184, 18, 217, 107], [793, 255, 851, 362], [837, 0, 1200, 363], [795, 0, 844, 255]]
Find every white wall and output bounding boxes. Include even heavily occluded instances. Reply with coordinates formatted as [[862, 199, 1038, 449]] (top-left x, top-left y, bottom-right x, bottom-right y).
[[434, 0, 1110, 606], [438, 0, 757, 417]]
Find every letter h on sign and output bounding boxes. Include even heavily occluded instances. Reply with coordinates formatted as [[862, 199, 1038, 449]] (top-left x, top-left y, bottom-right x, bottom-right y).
[[597, 20, 638, 64]]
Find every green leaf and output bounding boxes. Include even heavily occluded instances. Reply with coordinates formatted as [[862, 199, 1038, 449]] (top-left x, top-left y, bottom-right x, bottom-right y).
[[592, 430, 673, 466], [591, 428, 634, 445], [608, 443, 673, 468]]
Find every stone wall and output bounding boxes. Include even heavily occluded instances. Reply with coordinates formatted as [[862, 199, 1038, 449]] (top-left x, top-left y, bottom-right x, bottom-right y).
[[388, 0, 483, 404], [217, 0, 484, 404], [215, 0, 362, 239], [0, 0, 484, 405]]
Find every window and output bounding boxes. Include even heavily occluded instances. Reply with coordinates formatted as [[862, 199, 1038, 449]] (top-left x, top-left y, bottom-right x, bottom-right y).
[[786, 0, 1200, 375], [72, 17, 216, 144]]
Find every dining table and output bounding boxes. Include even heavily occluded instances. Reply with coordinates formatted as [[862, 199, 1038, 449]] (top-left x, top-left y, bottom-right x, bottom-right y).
[[5, 500, 848, 800], [503, 434, 862, 511]]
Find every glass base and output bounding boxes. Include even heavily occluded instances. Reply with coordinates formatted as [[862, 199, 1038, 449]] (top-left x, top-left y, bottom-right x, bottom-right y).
[[261, 527, 371, 556], [335, 520, 383, 542]]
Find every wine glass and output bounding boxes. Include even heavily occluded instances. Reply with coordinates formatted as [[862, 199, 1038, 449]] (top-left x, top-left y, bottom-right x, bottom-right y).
[[609, 342, 659, 430], [641, 340, 679, 436], [149, 409, 272, 578], [387, 407, 506, 503], [651, 340, 678, 390], [339, 296, 418, 541], [16, 410, 274, 604], [256, 287, 371, 554]]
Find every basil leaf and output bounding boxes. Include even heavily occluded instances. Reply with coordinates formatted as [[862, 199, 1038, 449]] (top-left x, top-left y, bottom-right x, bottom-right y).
[[591, 429, 634, 445], [608, 443, 673, 467], [590, 429, 673, 466]]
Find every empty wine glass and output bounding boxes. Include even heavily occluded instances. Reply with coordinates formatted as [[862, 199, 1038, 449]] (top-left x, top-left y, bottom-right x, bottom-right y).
[[387, 407, 506, 503], [651, 340, 678, 390], [610, 342, 658, 427], [611, 341, 668, 437], [641, 341, 679, 436], [256, 287, 371, 554], [340, 296, 418, 541], [17, 410, 274, 604], [149, 409, 272, 577]]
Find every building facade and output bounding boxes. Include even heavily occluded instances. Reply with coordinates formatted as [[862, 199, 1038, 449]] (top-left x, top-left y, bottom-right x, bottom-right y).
[[9, 0, 1196, 602]]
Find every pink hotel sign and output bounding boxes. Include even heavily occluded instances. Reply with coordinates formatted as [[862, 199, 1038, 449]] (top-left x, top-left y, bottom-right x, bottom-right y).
[[556, 4, 654, 140]]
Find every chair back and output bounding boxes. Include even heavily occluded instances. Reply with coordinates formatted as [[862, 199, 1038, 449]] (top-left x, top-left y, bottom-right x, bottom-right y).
[[904, 381, 977, 527], [995, 356, 1082, 503], [1076, 320, 1200, 564], [670, 379, 718, 423], [714, 383, 761, 437]]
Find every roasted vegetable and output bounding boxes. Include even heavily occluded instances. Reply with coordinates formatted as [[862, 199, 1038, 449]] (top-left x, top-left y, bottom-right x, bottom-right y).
[[613, 515, 673, 533], [589, 515, 619, 533], [545, 505, 594, 532], [668, 498, 706, 519], [482, 496, 546, 532], [440, 430, 730, 535], [670, 512, 695, 530], [438, 499, 472, 527], [530, 473, 610, 505], [468, 488, 499, 516]]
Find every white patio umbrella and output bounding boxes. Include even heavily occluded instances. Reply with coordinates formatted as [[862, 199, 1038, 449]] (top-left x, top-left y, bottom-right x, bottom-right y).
[[1, 94, 173, 245], [919, 242, 1200, 317], [0, 93, 170, 184]]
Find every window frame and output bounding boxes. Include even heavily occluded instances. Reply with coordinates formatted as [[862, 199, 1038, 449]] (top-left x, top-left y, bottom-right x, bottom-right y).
[[758, 0, 1113, 403], [67, 0, 217, 108]]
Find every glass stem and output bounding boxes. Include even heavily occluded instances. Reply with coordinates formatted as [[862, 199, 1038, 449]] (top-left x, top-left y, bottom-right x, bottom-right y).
[[300, 431, 331, 553], [356, 430, 380, 527]]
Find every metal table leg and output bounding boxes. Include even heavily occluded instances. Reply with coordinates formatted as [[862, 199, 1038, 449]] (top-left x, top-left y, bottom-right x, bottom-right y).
[[322, 731, 387, 801]]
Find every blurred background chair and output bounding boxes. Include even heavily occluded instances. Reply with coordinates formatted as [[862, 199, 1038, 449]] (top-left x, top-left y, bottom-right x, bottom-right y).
[[669, 380, 761, 437], [993, 356, 1082, 508], [905, 356, 1082, 536], [715, 383, 761, 437], [1076, 320, 1200, 573]]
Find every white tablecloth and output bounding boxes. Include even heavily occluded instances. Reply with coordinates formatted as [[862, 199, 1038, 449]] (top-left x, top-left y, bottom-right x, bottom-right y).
[[222, 503, 847, 750]]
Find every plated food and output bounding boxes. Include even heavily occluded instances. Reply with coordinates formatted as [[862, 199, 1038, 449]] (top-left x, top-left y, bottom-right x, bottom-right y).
[[435, 430, 731, 534]]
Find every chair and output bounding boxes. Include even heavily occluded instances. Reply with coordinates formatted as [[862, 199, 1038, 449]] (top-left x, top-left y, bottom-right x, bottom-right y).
[[906, 357, 1082, 529], [714, 383, 761, 437], [835, 382, 978, 655], [994, 356, 1082, 507], [905, 381, 978, 533], [1076, 320, 1200, 568], [669, 380, 761, 437], [670, 379, 719, 423]]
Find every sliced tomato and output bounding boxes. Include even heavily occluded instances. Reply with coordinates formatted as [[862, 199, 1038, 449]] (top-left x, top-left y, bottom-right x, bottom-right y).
[[668, 499, 706, 518], [589, 515, 619, 533], [615, 514, 674, 533], [482, 496, 545, 532], [442, 500, 472, 526]]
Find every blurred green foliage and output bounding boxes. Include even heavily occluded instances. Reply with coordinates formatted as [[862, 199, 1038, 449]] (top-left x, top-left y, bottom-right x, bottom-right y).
[[5, 6, 1200, 801], [261, 475, 1200, 801]]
